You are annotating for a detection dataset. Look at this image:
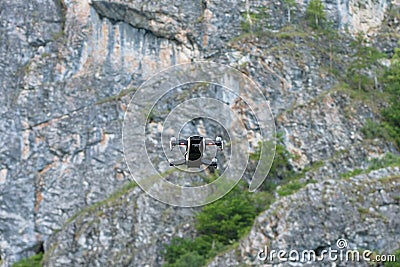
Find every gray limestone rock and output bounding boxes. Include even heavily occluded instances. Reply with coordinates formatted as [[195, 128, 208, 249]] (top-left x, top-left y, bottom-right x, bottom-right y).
[[42, 185, 198, 267], [0, 0, 399, 265], [208, 167, 400, 267]]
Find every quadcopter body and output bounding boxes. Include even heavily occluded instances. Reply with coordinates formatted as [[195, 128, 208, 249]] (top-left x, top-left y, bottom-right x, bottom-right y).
[[169, 135, 224, 168]]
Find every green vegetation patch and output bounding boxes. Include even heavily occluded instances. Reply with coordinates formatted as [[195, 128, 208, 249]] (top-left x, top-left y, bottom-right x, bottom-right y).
[[340, 153, 400, 179], [384, 249, 400, 267], [276, 180, 304, 197], [12, 253, 43, 267], [65, 180, 138, 225], [352, 41, 400, 149], [163, 137, 321, 266], [95, 87, 137, 105], [380, 44, 400, 148], [305, 0, 326, 29], [240, 7, 270, 34], [346, 33, 387, 92], [163, 183, 260, 267]]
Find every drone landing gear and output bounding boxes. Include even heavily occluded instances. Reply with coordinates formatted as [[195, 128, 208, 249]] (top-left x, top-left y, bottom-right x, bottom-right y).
[[169, 159, 186, 166], [211, 158, 218, 168], [201, 158, 218, 168], [170, 137, 177, 151]]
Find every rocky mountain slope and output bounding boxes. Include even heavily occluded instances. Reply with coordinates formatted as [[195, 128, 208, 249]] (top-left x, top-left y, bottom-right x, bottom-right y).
[[0, 0, 399, 266], [208, 167, 400, 266], [42, 184, 198, 267]]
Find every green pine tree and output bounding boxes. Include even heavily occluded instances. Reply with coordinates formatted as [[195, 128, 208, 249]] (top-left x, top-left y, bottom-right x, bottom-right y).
[[283, 0, 296, 24], [305, 0, 326, 29], [382, 42, 400, 147], [347, 33, 386, 91]]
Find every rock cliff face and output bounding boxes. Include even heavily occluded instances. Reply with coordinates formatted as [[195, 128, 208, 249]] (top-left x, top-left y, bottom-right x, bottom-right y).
[[42, 185, 197, 267], [208, 167, 400, 266], [0, 0, 399, 266]]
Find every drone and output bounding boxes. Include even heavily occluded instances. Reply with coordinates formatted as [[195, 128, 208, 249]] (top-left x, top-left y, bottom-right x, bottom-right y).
[[169, 135, 224, 168]]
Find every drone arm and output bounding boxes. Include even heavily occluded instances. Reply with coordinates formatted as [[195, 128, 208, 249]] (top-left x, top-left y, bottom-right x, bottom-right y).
[[201, 158, 218, 168], [177, 140, 188, 146], [205, 139, 216, 146], [205, 137, 223, 150], [169, 159, 186, 166], [201, 159, 211, 165], [170, 137, 187, 151], [205, 138, 221, 146]]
